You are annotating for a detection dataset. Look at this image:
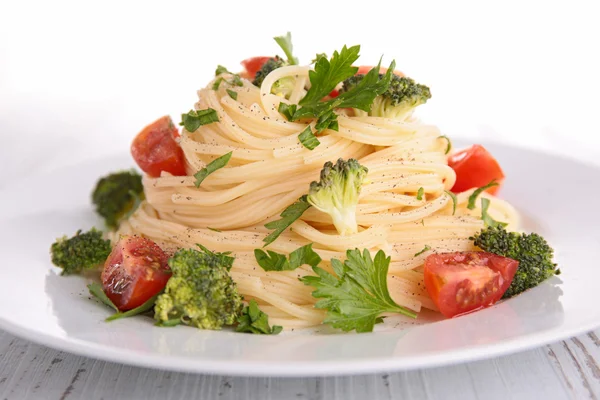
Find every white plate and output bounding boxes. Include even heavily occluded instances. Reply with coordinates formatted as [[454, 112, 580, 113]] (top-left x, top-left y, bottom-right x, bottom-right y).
[[0, 141, 598, 377]]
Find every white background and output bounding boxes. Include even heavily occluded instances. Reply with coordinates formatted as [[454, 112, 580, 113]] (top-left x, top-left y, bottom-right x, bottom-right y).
[[1, 0, 599, 189]]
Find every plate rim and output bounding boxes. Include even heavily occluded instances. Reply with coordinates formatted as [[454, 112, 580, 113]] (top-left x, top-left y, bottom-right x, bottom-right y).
[[1, 313, 598, 377]]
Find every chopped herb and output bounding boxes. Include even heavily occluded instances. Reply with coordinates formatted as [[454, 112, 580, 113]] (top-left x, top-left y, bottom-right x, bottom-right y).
[[278, 102, 297, 120], [228, 74, 243, 87], [254, 243, 321, 272], [88, 283, 159, 322], [207, 227, 222, 232], [445, 190, 458, 215], [236, 299, 282, 334], [481, 198, 508, 228], [215, 65, 231, 75], [301, 249, 416, 333], [414, 245, 431, 257], [212, 77, 224, 90], [467, 181, 499, 210], [180, 108, 219, 132], [438, 135, 452, 154], [226, 89, 238, 100], [215, 65, 243, 87], [298, 126, 320, 150], [263, 196, 311, 246], [421, 219, 425, 226], [416, 187, 424, 200], [273, 32, 298, 65], [194, 152, 232, 187]]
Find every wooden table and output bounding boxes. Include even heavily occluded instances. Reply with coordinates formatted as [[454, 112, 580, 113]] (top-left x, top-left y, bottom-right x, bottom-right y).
[[1, 329, 598, 399]]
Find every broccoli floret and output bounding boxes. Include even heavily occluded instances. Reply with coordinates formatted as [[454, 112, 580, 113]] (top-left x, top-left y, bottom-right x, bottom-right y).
[[50, 228, 112, 275], [471, 226, 559, 298], [91, 170, 144, 229], [307, 158, 368, 236], [252, 56, 295, 98], [340, 73, 431, 121], [154, 246, 243, 330]]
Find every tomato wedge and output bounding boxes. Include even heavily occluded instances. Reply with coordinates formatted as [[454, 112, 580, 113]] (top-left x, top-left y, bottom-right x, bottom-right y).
[[424, 252, 518, 318], [240, 56, 272, 79], [131, 116, 186, 177], [101, 235, 171, 311], [448, 144, 504, 195]]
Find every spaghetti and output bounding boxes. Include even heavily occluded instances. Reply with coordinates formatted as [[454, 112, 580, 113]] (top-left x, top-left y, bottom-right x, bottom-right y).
[[115, 65, 519, 328]]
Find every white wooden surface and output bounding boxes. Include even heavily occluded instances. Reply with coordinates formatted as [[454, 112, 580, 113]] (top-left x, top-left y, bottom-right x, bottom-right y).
[[0, 329, 599, 399]]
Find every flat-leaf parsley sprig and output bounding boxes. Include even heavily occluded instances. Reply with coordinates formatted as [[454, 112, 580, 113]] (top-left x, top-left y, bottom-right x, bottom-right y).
[[301, 248, 416, 333]]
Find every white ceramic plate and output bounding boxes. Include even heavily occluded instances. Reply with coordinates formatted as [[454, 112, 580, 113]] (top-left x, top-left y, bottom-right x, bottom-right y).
[[0, 141, 598, 377]]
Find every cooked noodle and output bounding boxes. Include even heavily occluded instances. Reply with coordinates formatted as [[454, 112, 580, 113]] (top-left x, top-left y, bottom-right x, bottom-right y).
[[115, 66, 519, 328]]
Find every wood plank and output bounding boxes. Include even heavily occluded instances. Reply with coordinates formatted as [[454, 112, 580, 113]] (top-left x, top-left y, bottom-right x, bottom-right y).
[[1, 330, 600, 399]]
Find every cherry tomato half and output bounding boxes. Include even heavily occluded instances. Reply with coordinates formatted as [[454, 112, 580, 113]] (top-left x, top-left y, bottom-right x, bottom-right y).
[[131, 116, 186, 177], [424, 251, 518, 318], [448, 144, 505, 195], [240, 56, 272, 79], [101, 235, 171, 311]]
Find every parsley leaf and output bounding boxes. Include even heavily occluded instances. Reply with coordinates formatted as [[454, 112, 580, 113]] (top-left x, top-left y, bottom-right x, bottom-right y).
[[467, 181, 499, 210], [236, 299, 282, 334], [414, 245, 431, 257], [194, 152, 232, 188], [481, 198, 508, 228], [416, 187, 424, 201], [299, 45, 360, 106], [88, 283, 160, 322], [263, 196, 311, 246], [226, 89, 238, 100], [311, 53, 327, 64], [180, 108, 219, 132], [278, 102, 297, 120], [298, 126, 320, 150], [274, 32, 298, 65], [445, 190, 458, 215], [291, 57, 395, 133], [302, 249, 417, 333], [254, 243, 321, 271]]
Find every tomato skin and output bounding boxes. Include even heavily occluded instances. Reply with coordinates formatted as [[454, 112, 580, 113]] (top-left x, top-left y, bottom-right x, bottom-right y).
[[131, 116, 186, 177], [356, 66, 404, 76], [240, 56, 272, 79], [101, 236, 171, 311], [448, 144, 504, 195], [424, 252, 518, 318]]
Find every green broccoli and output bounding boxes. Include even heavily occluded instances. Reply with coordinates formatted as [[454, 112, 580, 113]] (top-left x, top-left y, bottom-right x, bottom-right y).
[[91, 170, 144, 229], [50, 228, 112, 275], [252, 56, 296, 98], [307, 158, 368, 236], [154, 245, 243, 330], [339, 73, 431, 121], [471, 225, 559, 298]]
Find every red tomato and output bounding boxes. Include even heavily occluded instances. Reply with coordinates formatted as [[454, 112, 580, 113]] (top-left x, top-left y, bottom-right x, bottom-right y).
[[448, 144, 504, 195], [356, 66, 405, 76], [240, 56, 272, 79], [131, 116, 186, 177], [101, 236, 171, 311], [424, 252, 518, 318]]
